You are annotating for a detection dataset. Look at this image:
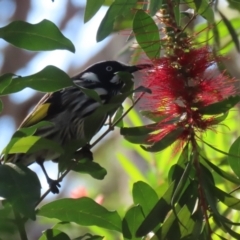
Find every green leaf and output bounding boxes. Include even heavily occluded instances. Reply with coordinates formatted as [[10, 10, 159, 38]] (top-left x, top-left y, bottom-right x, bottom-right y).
[[77, 86, 102, 103], [170, 159, 192, 208], [38, 197, 122, 232], [198, 96, 240, 115], [136, 181, 175, 237], [84, 0, 105, 23], [165, 205, 195, 239], [132, 181, 158, 215], [173, 0, 181, 26], [218, 10, 240, 52], [2, 121, 53, 160], [113, 105, 124, 127], [17, 121, 54, 136], [71, 161, 107, 180], [123, 134, 150, 144], [120, 123, 157, 136], [0, 163, 41, 219], [141, 128, 184, 152], [228, 136, 240, 178], [211, 112, 229, 124], [214, 187, 240, 210], [0, 19, 75, 52], [133, 10, 160, 59], [39, 229, 71, 240], [149, 0, 162, 16], [0, 73, 14, 93], [183, 0, 214, 23], [1, 66, 73, 95], [202, 157, 240, 185], [4, 136, 63, 155], [140, 111, 166, 122], [122, 206, 144, 240], [97, 0, 138, 41]]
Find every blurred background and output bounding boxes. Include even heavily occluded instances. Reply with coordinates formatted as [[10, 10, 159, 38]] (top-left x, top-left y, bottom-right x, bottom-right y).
[[1, 0, 240, 239]]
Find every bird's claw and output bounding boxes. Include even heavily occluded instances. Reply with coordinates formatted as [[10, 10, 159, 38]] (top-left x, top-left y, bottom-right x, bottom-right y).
[[48, 178, 61, 194]]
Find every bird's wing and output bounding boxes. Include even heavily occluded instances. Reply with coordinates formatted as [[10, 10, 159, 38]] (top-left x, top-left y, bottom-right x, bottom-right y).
[[20, 91, 64, 128], [19, 76, 100, 128]]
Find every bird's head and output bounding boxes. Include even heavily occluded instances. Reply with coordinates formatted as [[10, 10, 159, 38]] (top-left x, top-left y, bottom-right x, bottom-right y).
[[79, 61, 152, 86]]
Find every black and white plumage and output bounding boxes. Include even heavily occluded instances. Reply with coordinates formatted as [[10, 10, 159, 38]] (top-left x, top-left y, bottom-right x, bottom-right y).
[[4, 61, 151, 193]]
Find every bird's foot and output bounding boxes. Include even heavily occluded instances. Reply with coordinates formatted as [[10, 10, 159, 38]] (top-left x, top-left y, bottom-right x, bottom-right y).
[[48, 178, 61, 194]]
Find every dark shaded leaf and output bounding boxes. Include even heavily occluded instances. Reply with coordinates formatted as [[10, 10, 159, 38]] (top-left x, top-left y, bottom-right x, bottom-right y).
[[149, 0, 162, 16], [140, 111, 166, 122], [211, 112, 229, 124], [84, 0, 105, 23], [122, 206, 144, 239], [202, 157, 240, 185], [38, 197, 122, 232], [215, 187, 240, 211], [228, 136, 240, 178], [39, 229, 71, 240], [71, 161, 107, 180], [164, 205, 195, 239], [183, 0, 214, 23], [1, 66, 73, 95], [132, 181, 158, 215], [168, 144, 189, 183], [73, 233, 103, 240], [0, 163, 41, 219], [120, 123, 157, 136], [173, 0, 181, 26], [0, 202, 17, 234], [141, 128, 184, 152], [58, 140, 87, 173], [124, 134, 151, 144], [198, 96, 240, 115], [97, 0, 137, 41], [133, 10, 160, 59], [136, 181, 175, 237], [170, 160, 192, 208], [218, 10, 240, 52], [0, 19, 75, 52]]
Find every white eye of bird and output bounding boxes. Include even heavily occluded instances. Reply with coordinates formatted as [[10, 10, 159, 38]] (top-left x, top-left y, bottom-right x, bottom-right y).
[[106, 66, 113, 71]]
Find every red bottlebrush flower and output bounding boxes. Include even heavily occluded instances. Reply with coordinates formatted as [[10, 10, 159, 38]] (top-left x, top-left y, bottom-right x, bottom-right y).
[[141, 46, 237, 145]]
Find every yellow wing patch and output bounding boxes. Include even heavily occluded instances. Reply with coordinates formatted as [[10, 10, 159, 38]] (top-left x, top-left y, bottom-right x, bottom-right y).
[[21, 103, 51, 127]]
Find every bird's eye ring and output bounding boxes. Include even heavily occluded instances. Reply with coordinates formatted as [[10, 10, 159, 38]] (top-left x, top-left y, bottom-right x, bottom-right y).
[[106, 66, 113, 71]]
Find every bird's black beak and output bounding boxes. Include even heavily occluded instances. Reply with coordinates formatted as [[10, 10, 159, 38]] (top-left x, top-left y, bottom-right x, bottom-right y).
[[127, 64, 153, 73]]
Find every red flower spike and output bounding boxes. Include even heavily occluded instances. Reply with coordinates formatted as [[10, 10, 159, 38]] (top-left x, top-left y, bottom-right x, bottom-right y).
[[141, 46, 237, 148]]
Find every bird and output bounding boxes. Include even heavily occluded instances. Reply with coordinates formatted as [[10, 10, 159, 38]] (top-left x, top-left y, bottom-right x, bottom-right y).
[[1, 61, 152, 194]]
